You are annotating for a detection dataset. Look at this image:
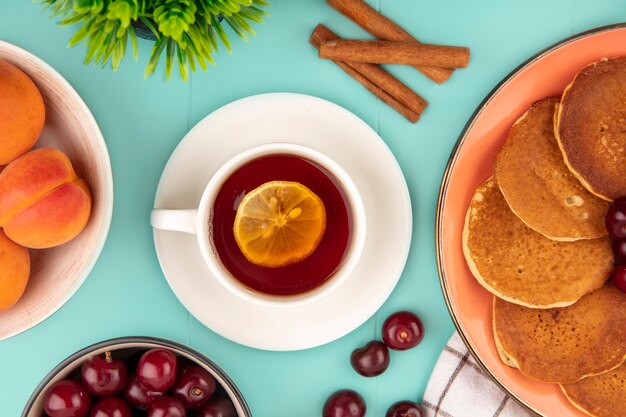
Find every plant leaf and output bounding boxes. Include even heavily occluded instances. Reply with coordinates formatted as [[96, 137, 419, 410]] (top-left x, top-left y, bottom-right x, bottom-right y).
[[176, 43, 188, 80], [97, 29, 116, 65], [112, 30, 127, 70], [67, 19, 95, 47], [129, 26, 139, 61], [60, 11, 90, 25], [139, 15, 160, 38], [165, 37, 175, 79], [83, 28, 107, 64], [183, 32, 207, 71], [238, 8, 264, 24], [211, 15, 231, 52], [73, 0, 104, 15], [144, 35, 167, 78], [224, 15, 248, 41], [43, 0, 270, 80]]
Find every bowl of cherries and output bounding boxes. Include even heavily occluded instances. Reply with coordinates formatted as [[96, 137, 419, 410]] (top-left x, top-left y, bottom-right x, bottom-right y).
[[21, 336, 251, 417]]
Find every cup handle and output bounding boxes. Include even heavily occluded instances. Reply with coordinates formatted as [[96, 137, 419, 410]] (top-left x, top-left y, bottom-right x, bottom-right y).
[[150, 209, 198, 234]]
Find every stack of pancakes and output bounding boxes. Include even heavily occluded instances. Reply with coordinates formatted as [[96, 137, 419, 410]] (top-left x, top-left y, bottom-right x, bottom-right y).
[[462, 58, 626, 417]]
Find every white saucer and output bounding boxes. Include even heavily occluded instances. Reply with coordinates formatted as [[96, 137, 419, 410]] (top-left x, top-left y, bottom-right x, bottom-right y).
[[152, 93, 412, 351]]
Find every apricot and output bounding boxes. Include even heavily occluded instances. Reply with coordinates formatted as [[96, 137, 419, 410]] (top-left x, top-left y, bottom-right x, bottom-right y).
[[0, 148, 92, 249], [0, 60, 45, 165], [0, 229, 30, 312]]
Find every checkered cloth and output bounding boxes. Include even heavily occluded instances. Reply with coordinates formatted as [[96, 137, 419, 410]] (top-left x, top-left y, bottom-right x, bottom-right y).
[[422, 332, 533, 417]]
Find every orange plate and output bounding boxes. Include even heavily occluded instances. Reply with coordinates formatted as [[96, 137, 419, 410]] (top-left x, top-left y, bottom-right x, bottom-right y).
[[436, 24, 626, 417]]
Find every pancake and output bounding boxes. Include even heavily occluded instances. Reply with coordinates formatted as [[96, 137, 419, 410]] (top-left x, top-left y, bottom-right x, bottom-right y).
[[493, 283, 626, 384], [463, 178, 612, 308], [555, 57, 626, 201], [561, 362, 626, 417], [495, 97, 609, 241]]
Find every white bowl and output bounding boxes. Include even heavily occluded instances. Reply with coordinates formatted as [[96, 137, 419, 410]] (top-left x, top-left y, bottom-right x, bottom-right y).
[[0, 41, 113, 340]]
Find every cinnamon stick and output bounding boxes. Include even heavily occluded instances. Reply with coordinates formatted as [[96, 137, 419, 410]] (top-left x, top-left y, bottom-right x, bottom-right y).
[[347, 60, 427, 115], [310, 24, 427, 123], [319, 40, 470, 68], [327, 0, 454, 84], [337, 61, 421, 123]]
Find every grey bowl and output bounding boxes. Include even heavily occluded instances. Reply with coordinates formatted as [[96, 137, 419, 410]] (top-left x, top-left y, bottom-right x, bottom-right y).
[[21, 336, 252, 416]]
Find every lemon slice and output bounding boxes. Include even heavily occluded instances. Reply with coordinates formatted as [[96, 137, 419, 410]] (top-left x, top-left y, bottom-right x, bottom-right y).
[[233, 181, 326, 268]]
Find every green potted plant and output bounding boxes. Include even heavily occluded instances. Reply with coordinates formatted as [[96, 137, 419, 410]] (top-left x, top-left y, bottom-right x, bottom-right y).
[[40, 0, 269, 80]]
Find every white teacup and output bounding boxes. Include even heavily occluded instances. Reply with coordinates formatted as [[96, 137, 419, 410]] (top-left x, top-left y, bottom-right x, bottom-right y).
[[150, 143, 366, 308]]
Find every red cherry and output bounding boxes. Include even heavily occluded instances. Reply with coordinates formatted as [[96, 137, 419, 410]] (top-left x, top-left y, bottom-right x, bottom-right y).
[[613, 239, 626, 264], [173, 366, 217, 409], [43, 380, 92, 417], [198, 397, 238, 417], [386, 401, 423, 417], [123, 373, 164, 410], [605, 197, 626, 239], [322, 389, 366, 417], [90, 397, 132, 417], [82, 352, 128, 396], [382, 311, 424, 351], [612, 264, 626, 293], [350, 340, 390, 377], [137, 349, 178, 392], [147, 396, 187, 417]]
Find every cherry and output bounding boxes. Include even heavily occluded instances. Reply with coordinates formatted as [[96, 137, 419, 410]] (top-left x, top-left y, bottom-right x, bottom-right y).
[[613, 239, 626, 264], [322, 389, 366, 417], [612, 264, 626, 293], [82, 352, 128, 396], [147, 396, 187, 417], [123, 373, 165, 410], [43, 380, 92, 417], [176, 356, 195, 375], [137, 349, 178, 392], [386, 401, 423, 417], [382, 311, 424, 350], [605, 197, 626, 239], [90, 397, 133, 417], [197, 397, 237, 417], [350, 340, 390, 377], [173, 366, 217, 409]]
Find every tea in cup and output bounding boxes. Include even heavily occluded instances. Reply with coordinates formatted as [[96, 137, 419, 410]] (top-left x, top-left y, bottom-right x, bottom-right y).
[[151, 143, 366, 308]]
